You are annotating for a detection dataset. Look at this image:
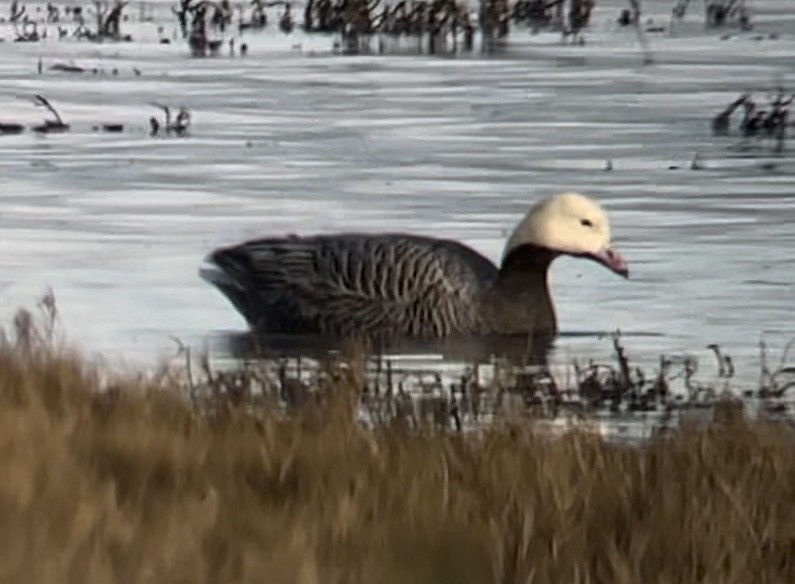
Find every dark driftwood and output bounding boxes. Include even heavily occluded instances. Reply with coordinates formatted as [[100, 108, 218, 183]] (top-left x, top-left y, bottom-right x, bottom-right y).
[[0, 123, 25, 135]]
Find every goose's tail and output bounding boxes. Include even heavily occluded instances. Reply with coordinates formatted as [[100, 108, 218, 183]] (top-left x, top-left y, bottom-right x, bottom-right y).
[[199, 247, 258, 326]]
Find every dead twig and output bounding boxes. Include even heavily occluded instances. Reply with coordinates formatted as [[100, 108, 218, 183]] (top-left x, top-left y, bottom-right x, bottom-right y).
[[33, 94, 65, 126]]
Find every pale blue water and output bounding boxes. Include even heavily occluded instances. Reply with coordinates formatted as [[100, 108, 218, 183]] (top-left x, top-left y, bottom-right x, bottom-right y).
[[0, 0, 792, 394]]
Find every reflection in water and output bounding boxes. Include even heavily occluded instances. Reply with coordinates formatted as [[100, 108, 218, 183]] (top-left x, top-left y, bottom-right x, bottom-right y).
[[212, 328, 664, 369], [216, 330, 555, 367]]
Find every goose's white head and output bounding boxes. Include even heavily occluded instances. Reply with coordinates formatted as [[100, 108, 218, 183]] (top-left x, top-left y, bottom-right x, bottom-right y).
[[501, 192, 629, 278]]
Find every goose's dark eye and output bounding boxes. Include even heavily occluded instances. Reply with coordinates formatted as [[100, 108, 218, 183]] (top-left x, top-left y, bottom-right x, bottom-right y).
[[580, 218, 593, 228]]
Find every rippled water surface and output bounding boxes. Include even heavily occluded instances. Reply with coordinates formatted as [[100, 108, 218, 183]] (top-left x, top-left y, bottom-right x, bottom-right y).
[[0, 0, 793, 386]]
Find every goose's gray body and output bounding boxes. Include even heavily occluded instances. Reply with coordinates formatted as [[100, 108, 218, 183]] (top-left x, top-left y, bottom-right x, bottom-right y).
[[200, 233, 521, 340], [200, 192, 629, 342]]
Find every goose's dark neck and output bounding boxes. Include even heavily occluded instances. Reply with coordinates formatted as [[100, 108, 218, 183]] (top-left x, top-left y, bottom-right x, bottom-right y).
[[499, 243, 557, 275], [481, 244, 558, 336]]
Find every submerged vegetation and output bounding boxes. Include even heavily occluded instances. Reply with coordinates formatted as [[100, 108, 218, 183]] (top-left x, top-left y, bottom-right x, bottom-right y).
[[0, 293, 793, 582]]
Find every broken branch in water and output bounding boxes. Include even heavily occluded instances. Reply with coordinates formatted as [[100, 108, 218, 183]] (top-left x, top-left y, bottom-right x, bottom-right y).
[[33, 94, 65, 126]]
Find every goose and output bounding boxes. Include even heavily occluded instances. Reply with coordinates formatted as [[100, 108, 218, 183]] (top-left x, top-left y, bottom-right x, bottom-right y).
[[200, 192, 629, 342]]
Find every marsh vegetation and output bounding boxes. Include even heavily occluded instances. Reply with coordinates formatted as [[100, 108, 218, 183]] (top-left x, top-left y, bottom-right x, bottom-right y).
[[0, 295, 793, 582]]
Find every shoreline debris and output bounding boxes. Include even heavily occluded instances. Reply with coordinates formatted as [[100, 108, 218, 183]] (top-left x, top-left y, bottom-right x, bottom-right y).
[[31, 94, 70, 133], [0, 96, 189, 138], [150, 103, 191, 137], [49, 62, 86, 74], [673, 0, 751, 30], [92, 122, 124, 133], [713, 88, 792, 152], [0, 122, 25, 135]]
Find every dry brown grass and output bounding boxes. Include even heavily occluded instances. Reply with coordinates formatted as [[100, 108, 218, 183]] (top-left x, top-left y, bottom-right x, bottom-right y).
[[1, 297, 794, 584]]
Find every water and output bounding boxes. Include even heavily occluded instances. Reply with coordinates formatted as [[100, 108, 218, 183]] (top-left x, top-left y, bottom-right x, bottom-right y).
[[0, 0, 793, 391]]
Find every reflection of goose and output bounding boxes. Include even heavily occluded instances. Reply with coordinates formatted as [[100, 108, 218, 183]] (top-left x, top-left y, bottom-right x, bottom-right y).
[[200, 192, 629, 342]]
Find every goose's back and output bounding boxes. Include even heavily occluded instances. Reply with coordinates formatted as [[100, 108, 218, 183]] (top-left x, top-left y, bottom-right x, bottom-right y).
[[206, 233, 499, 339]]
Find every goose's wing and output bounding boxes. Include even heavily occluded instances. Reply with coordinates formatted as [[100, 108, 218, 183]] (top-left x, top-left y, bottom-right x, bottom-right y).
[[202, 233, 498, 338]]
